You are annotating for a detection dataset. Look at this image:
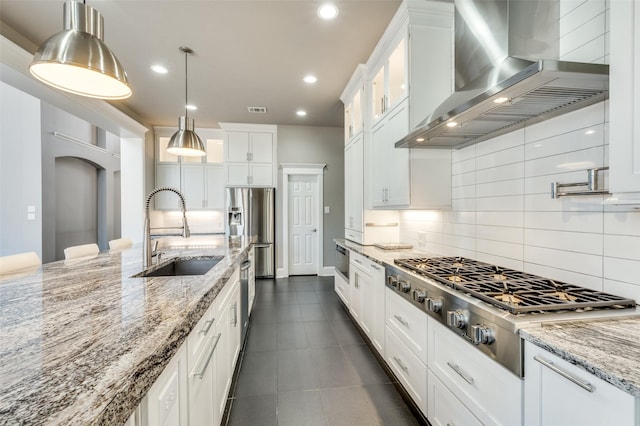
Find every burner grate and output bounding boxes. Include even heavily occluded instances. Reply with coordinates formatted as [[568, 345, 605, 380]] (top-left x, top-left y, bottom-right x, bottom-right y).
[[394, 257, 636, 314]]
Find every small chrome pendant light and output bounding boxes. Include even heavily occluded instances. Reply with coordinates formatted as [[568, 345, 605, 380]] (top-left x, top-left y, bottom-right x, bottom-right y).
[[29, 1, 131, 100], [167, 47, 206, 157]]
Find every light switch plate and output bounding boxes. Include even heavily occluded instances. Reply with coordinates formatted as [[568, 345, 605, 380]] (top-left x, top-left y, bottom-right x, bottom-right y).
[[324, 206, 330, 214]]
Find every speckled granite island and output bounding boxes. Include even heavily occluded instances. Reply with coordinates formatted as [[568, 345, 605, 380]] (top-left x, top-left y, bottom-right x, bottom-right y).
[[0, 236, 252, 425]]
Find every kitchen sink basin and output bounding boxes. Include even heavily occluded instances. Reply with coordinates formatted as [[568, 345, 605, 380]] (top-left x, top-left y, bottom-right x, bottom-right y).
[[134, 256, 223, 278]]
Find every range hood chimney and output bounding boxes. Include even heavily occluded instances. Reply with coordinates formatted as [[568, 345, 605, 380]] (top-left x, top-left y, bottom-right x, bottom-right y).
[[396, 0, 608, 149]]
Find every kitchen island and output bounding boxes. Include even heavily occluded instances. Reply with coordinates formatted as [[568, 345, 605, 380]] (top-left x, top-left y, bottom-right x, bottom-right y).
[[0, 236, 252, 425]]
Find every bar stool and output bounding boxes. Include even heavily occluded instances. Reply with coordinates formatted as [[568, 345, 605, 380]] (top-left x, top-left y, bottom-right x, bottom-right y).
[[0, 252, 41, 275], [108, 237, 132, 251], [63, 243, 99, 260]]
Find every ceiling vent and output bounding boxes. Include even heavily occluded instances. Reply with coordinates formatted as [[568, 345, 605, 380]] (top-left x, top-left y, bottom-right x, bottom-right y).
[[248, 106, 268, 113]]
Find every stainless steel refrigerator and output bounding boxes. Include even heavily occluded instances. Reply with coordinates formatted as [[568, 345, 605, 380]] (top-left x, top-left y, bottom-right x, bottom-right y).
[[226, 187, 275, 278]]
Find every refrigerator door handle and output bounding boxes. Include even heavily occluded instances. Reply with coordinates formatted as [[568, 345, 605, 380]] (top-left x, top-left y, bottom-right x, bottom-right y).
[[254, 243, 271, 248]]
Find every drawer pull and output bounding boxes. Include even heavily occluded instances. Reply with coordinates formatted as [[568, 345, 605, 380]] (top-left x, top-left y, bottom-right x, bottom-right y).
[[353, 259, 363, 265], [393, 356, 409, 373], [370, 264, 381, 270], [199, 318, 215, 335], [447, 361, 474, 385], [394, 314, 409, 327], [533, 355, 594, 392], [191, 333, 222, 379]]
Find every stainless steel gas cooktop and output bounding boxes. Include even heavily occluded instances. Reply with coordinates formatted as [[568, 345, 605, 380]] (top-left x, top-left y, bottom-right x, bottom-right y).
[[386, 256, 638, 377]]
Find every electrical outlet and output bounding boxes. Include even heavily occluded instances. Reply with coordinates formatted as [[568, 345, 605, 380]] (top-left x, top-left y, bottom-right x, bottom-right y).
[[324, 206, 330, 214], [418, 231, 427, 247]]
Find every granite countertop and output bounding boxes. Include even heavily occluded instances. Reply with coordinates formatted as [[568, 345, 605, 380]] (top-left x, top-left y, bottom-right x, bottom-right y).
[[335, 238, 640, 398], [0, 236, 252, 425], [520, 319, 640, 397]]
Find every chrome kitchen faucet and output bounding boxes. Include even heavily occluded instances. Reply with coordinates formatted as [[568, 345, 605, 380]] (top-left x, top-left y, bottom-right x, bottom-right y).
[[143, 187, 191, 268]]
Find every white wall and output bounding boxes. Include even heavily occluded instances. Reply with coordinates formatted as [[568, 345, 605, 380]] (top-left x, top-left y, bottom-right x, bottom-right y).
[[400, 0, 640, 302]]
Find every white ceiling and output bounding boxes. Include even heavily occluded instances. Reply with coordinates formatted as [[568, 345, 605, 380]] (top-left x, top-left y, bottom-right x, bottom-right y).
[[0, 0, 402, 129]]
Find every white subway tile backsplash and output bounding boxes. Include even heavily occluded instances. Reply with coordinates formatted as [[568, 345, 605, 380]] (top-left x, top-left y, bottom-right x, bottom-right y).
[[476, 146, 524, 170], [444, 222, 476, 238], [560, 0, 606, 37], [525, 262, 603, 291], [560, 12, 607, 58], [524, 228, 603, 255], [524, 102, 605, 143], [524, 124, 605, 161], [603, 211, 640, 236], [476, 195, 524, 212], [603, 279, 640, 303], [476, 211, 524, 228], [524, 193, 605, 212], [524, 211, 603, 233], [446, 211, 476, 225], [476, 225, 523, 245], [604, 257, 640, 286], [452, 170, 476, 187], [477, 253, 524, 271], [476, 162, 524, 184], [477, 179, 524, 198], [524, 146, 605, 177], [444, 234, 476, 252], [524, 171, 585, 194], [477, 239, 524, 261], [603, 235, 640, 261], [560, 0, 589, 19], [474, 129, 524, 157], [525, 245, 603, 278], [452, 145, 476, 162], [452, 197, 476, 211], [452, 157, 475, 175], [452, 184, 475, 200], [561, 35, 607, 63]]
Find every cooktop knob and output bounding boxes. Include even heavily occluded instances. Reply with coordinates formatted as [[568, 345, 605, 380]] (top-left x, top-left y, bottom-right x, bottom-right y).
[[412, 290, 426, 303], [426, 297, 443, 313], [398, 280, 411, 293], [471, 325, 494, 345], [447, 310, 466, 329], [387, 275, 399, 287]]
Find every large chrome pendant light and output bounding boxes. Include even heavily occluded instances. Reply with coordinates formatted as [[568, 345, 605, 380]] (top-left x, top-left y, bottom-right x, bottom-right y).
[[167, 47, 206, 157], [29, 1, 132, 100]]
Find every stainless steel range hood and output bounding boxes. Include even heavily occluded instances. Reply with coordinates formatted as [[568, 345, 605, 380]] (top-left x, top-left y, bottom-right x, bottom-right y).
[[396, 0, 609, 149]]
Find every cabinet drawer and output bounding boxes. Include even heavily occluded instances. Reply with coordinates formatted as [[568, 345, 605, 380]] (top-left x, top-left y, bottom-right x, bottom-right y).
[[186, 299, 217, 367], [385, 287, 427, 364], [385, 325, 427, 415], [524, 341, 636, 426], [428, 317, 522, 426], [428, 370, 482, 426], [334, 271, 350, 307]]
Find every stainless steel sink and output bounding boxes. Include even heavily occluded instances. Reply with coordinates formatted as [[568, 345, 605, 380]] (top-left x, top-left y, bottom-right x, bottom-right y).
[[134, 256, 223, 278]]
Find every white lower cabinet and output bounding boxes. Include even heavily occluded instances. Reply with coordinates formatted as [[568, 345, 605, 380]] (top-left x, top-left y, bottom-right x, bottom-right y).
[[349, 252, 386, 355], [137, 268, 241, 426], [524, 341, 636, 426], [334, 271, 350, 308], [428, 370, 482, 426], [384, 288, 428, 416], [144, 344, 189, 425], [248, 246, 256, 314], [428, 317, 522, 426]]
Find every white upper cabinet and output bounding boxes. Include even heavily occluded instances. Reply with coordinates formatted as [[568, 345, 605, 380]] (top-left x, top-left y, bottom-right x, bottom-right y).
[[342, 65, 366, 143], [365, 0, 454, 209], [154, 127, 225, 210], [220, 123, 277, 187], [609, 0, 640, 202]]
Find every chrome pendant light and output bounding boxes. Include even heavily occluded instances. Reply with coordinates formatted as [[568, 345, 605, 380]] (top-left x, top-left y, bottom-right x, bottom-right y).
[[167, 47, 206, 157], [29, 1, 132, 100]]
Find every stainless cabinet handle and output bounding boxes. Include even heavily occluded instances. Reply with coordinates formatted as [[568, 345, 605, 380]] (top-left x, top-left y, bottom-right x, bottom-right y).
[[394, 314, 409, 327], [393, 356, 408, 373], [353, 259, 363, 265], [199, 318, 215, 335], [533, 355, 594, 392], [190, 333, 222, 379], [370, 264, 381, 270], [231, 303, 238, 326], [447, 361, 474, 385]]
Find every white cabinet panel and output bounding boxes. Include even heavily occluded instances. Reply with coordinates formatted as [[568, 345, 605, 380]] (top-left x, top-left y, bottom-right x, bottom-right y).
[[385, 287, 427, 364], [250, 133, 273, 162], [428, 370, 482, 426], [145, 345, 188, 426], [524, 341, 636, 426], [221, 124, 276, 188], [181, 165, 205, 210], [204, 165, 224, 209], [428, 318, 522, 426], [334, 271, 350, 307], [226, 132, 249, 162], [155, 164, 181, 210], [250, 163, 273, 187]]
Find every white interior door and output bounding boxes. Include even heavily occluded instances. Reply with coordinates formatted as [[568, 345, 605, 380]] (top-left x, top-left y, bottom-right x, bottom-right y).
[[288, 174, 319, 275]]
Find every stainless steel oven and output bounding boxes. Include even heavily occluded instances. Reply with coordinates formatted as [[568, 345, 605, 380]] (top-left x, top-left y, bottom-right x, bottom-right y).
[[335, 244, 349, 281]]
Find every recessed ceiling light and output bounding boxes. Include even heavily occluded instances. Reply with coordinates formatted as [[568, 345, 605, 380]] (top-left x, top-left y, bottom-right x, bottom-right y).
[[494, 97, 509, 104], [304, 75, 318, 84], [151, 64, 168, 74], [186, 104, 197, 111], [416, 138, 425, 142], [446, 121, 458, 127], [318, 3, 339, 20], [296, 110, 307, 117]]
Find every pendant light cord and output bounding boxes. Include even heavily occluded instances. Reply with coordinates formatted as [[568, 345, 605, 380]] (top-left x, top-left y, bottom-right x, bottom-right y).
[[184, 49, 188, 119]]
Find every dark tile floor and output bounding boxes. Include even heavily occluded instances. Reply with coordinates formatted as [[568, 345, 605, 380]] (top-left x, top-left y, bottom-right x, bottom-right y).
[[225, 275, 422, 426]]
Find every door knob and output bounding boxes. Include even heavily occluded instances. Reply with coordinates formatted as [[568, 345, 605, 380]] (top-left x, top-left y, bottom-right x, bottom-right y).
[[312, 228, 317, 232]]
